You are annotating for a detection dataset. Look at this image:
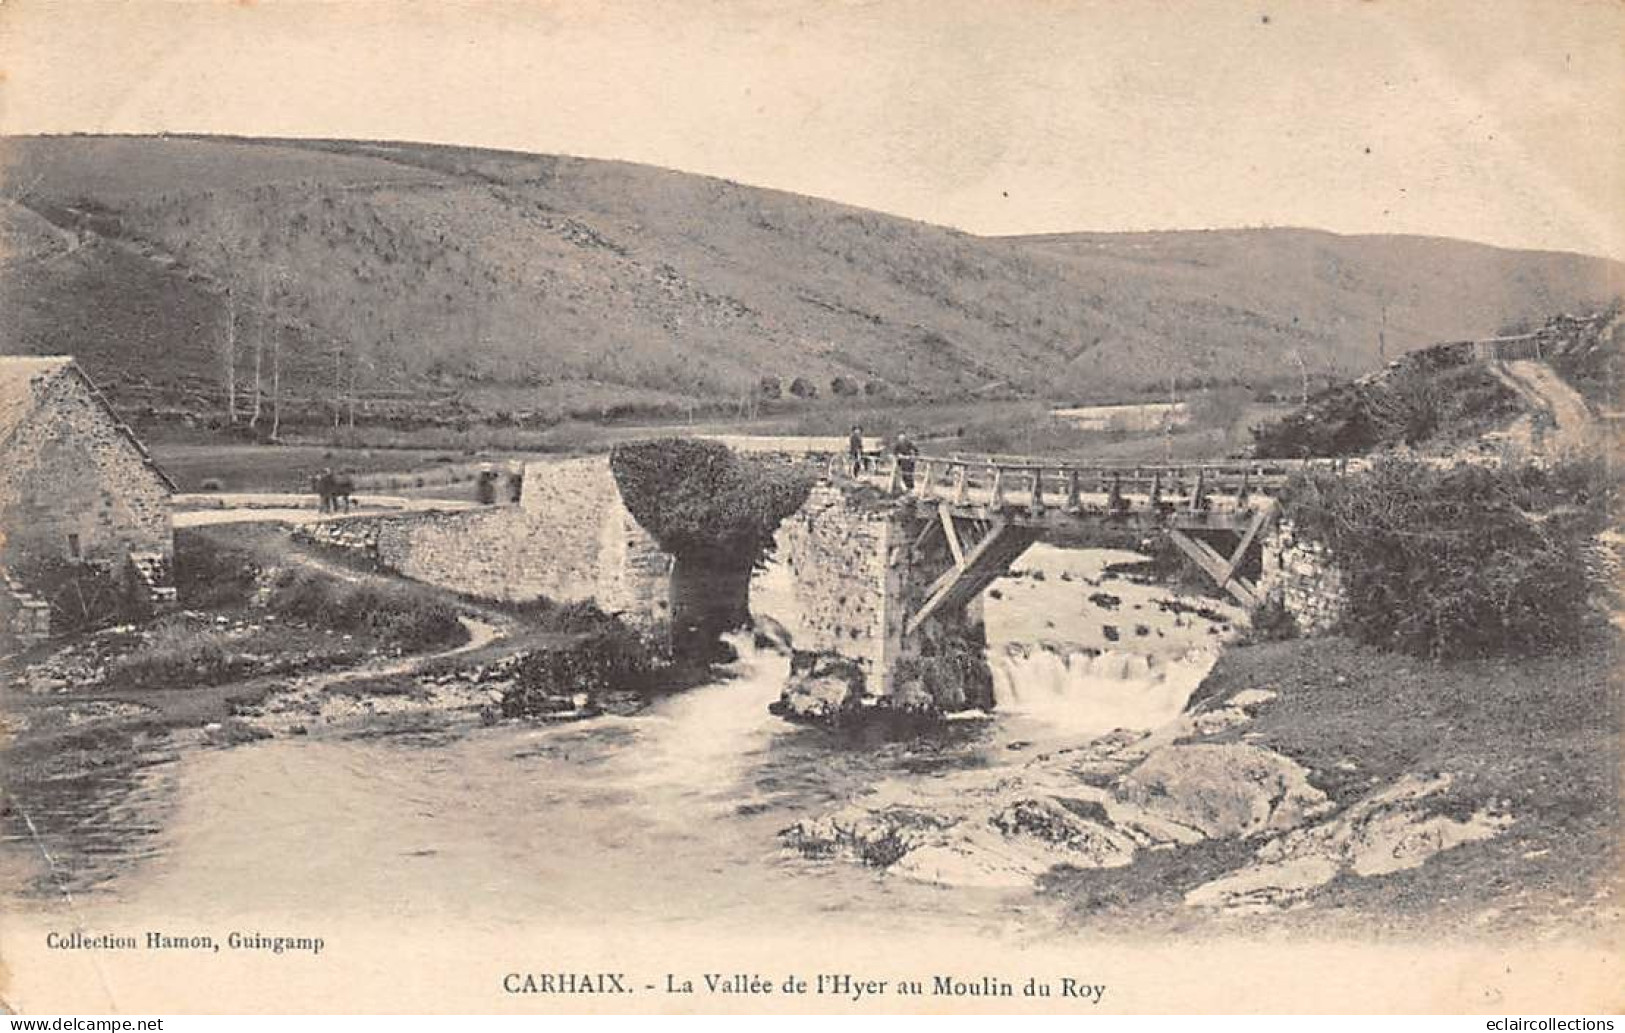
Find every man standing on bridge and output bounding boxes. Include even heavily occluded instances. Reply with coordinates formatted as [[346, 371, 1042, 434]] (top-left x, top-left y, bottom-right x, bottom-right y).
[[849, 424, 865, 476], [892, 430, 919, 490]]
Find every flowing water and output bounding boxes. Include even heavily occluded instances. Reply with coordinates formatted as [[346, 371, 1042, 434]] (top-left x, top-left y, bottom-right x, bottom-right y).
[[1, 545, 1238, 941]]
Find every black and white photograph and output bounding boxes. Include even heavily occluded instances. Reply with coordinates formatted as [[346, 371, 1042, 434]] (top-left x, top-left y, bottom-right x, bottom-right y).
[[0, 0, 1619, 1015]]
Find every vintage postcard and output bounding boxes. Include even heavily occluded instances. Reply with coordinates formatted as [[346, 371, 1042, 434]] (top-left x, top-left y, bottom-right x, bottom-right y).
[[0, 0, 1620, 1016]]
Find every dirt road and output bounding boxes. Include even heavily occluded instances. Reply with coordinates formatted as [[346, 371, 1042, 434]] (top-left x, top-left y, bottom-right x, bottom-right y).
[[1492, 359, 1597, 453]]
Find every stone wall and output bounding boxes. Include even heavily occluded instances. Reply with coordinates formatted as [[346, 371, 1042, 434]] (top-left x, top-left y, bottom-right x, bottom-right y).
[[1260, 518, 1348, 635], [771, 484, 901, 692], [1, 579, 53, 647], [0, 366, 173, 585], [297, 456, 675, 646]]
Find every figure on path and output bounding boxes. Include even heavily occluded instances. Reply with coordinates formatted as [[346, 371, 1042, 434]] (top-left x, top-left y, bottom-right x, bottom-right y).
[[314, 467, 335, 512], [893, 430, 919, 490], [848, 425, 865, 476], [313, 467, 356, 512], [329, 470, 356, 512]]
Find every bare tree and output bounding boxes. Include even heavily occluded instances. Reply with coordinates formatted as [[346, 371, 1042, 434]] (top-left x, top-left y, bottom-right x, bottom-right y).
[[347, 356, 360, 432], [249, 265, 266, 430], [332, 344, 345, 431], [201, 196, 243, 424], [222, 285, 238, 424], [271, 323, 283, 440]]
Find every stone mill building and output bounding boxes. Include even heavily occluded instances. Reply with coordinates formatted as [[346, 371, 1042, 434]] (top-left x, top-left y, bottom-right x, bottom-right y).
[[0, 356, 177, 643]]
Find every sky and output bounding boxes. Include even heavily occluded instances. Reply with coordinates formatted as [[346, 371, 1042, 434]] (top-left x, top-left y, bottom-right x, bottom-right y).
[[2, 0, 1621, 259]]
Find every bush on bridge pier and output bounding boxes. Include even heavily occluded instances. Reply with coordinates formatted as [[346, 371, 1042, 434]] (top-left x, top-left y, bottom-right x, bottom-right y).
[[1282, 456, 1617, 660], [609, 438, 815, 569]]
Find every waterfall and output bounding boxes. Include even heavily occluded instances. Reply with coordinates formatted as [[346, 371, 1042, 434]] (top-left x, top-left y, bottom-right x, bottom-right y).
[[987, 643, 1219, 737]]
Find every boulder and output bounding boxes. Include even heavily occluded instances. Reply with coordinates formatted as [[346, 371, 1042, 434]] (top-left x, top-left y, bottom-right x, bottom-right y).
[[1116, 743, 1331, 839], [1191, 706, 1251, 736], [1228, 688, 1278, 708], [889, 804, 1138, 887], [771, 651, 866, 724], [1184, 772, 1514, 911], [751, 614, 794, 654], [882, 678, 939, 716], [781, 804, 951, 866], [202, 718, 271, 746], [990, 797, 1138, 867]]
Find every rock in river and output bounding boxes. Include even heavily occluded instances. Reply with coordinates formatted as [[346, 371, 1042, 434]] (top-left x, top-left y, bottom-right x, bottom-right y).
[[771, 651, 866, 724]]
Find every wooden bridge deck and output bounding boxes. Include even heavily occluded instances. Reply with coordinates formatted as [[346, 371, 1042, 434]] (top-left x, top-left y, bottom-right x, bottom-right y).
[[837, 452, 1354, 527], [825, 452, 1357, 616]]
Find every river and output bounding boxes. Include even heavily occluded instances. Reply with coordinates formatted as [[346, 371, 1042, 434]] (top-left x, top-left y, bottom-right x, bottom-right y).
[[0, 546, 1238, 949]]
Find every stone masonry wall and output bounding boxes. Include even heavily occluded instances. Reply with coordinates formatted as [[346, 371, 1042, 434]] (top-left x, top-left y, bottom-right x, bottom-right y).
[[298, 456, 674, 645], [1260, 517, 1348, 635], [0, 367, 172, 582], [1, 579, 53, 647], [772, 484, 899, 692]]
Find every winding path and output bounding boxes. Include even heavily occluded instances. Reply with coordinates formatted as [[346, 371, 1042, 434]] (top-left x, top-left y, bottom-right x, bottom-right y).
[[1489, 359, 1597, 453]]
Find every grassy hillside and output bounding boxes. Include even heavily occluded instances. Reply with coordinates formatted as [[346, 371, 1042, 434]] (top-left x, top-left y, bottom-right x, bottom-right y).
[[1, 134, 1619, 432]]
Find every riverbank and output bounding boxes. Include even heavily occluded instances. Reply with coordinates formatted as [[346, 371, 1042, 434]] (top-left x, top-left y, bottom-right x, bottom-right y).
[[0, 522, 622, 865], [1153, 629, 1621, 937], [785, 625, 1620, 940]]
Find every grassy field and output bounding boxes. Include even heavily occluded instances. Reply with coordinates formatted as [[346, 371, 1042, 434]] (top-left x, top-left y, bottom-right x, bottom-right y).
[[153, 441, 494, 492], [147, 391, 1298, 493]]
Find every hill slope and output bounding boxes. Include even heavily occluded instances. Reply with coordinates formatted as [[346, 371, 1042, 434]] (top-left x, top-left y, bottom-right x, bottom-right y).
[[1, 134, 1619, 428]]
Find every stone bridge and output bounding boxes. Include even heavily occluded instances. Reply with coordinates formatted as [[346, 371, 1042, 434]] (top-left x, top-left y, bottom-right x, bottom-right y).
[[297, 447, 1350, 707]]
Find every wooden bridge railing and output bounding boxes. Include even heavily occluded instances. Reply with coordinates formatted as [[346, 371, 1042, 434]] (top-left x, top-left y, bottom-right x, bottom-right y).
[[832, 452, 1361, 512]]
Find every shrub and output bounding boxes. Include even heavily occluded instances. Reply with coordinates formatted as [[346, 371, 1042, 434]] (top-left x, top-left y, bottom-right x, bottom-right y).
[[830, 375, 861, 397], [788, 376, 818, 400], [1243, 597, 1299, 644], [609, 439, 814, 567], [1283, 456, 1617, 659], [1252, 364, 1521, 458], [267, 569, 465, 650], [758, 376, 782, 400], [500, 626, 655, 716], [502, 596, 625, 635], [174, 531, 261, 610], [107, 618, 248, 690], [12, 558, 146, 635]]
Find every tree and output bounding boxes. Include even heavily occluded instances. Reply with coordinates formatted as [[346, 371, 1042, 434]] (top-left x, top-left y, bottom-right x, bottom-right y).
[[270, 323, 283, 441], [758, 375, 782, 400], [200, 197, 244, 424], [788, 376, 818, 400], [249, 265, 267, 430], [222, 286, 238, 424], [830, 375, 860, 397]]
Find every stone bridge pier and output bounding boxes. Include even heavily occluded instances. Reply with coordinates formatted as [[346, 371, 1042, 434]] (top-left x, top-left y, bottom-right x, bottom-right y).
[[772, 483, 1002, 708]]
